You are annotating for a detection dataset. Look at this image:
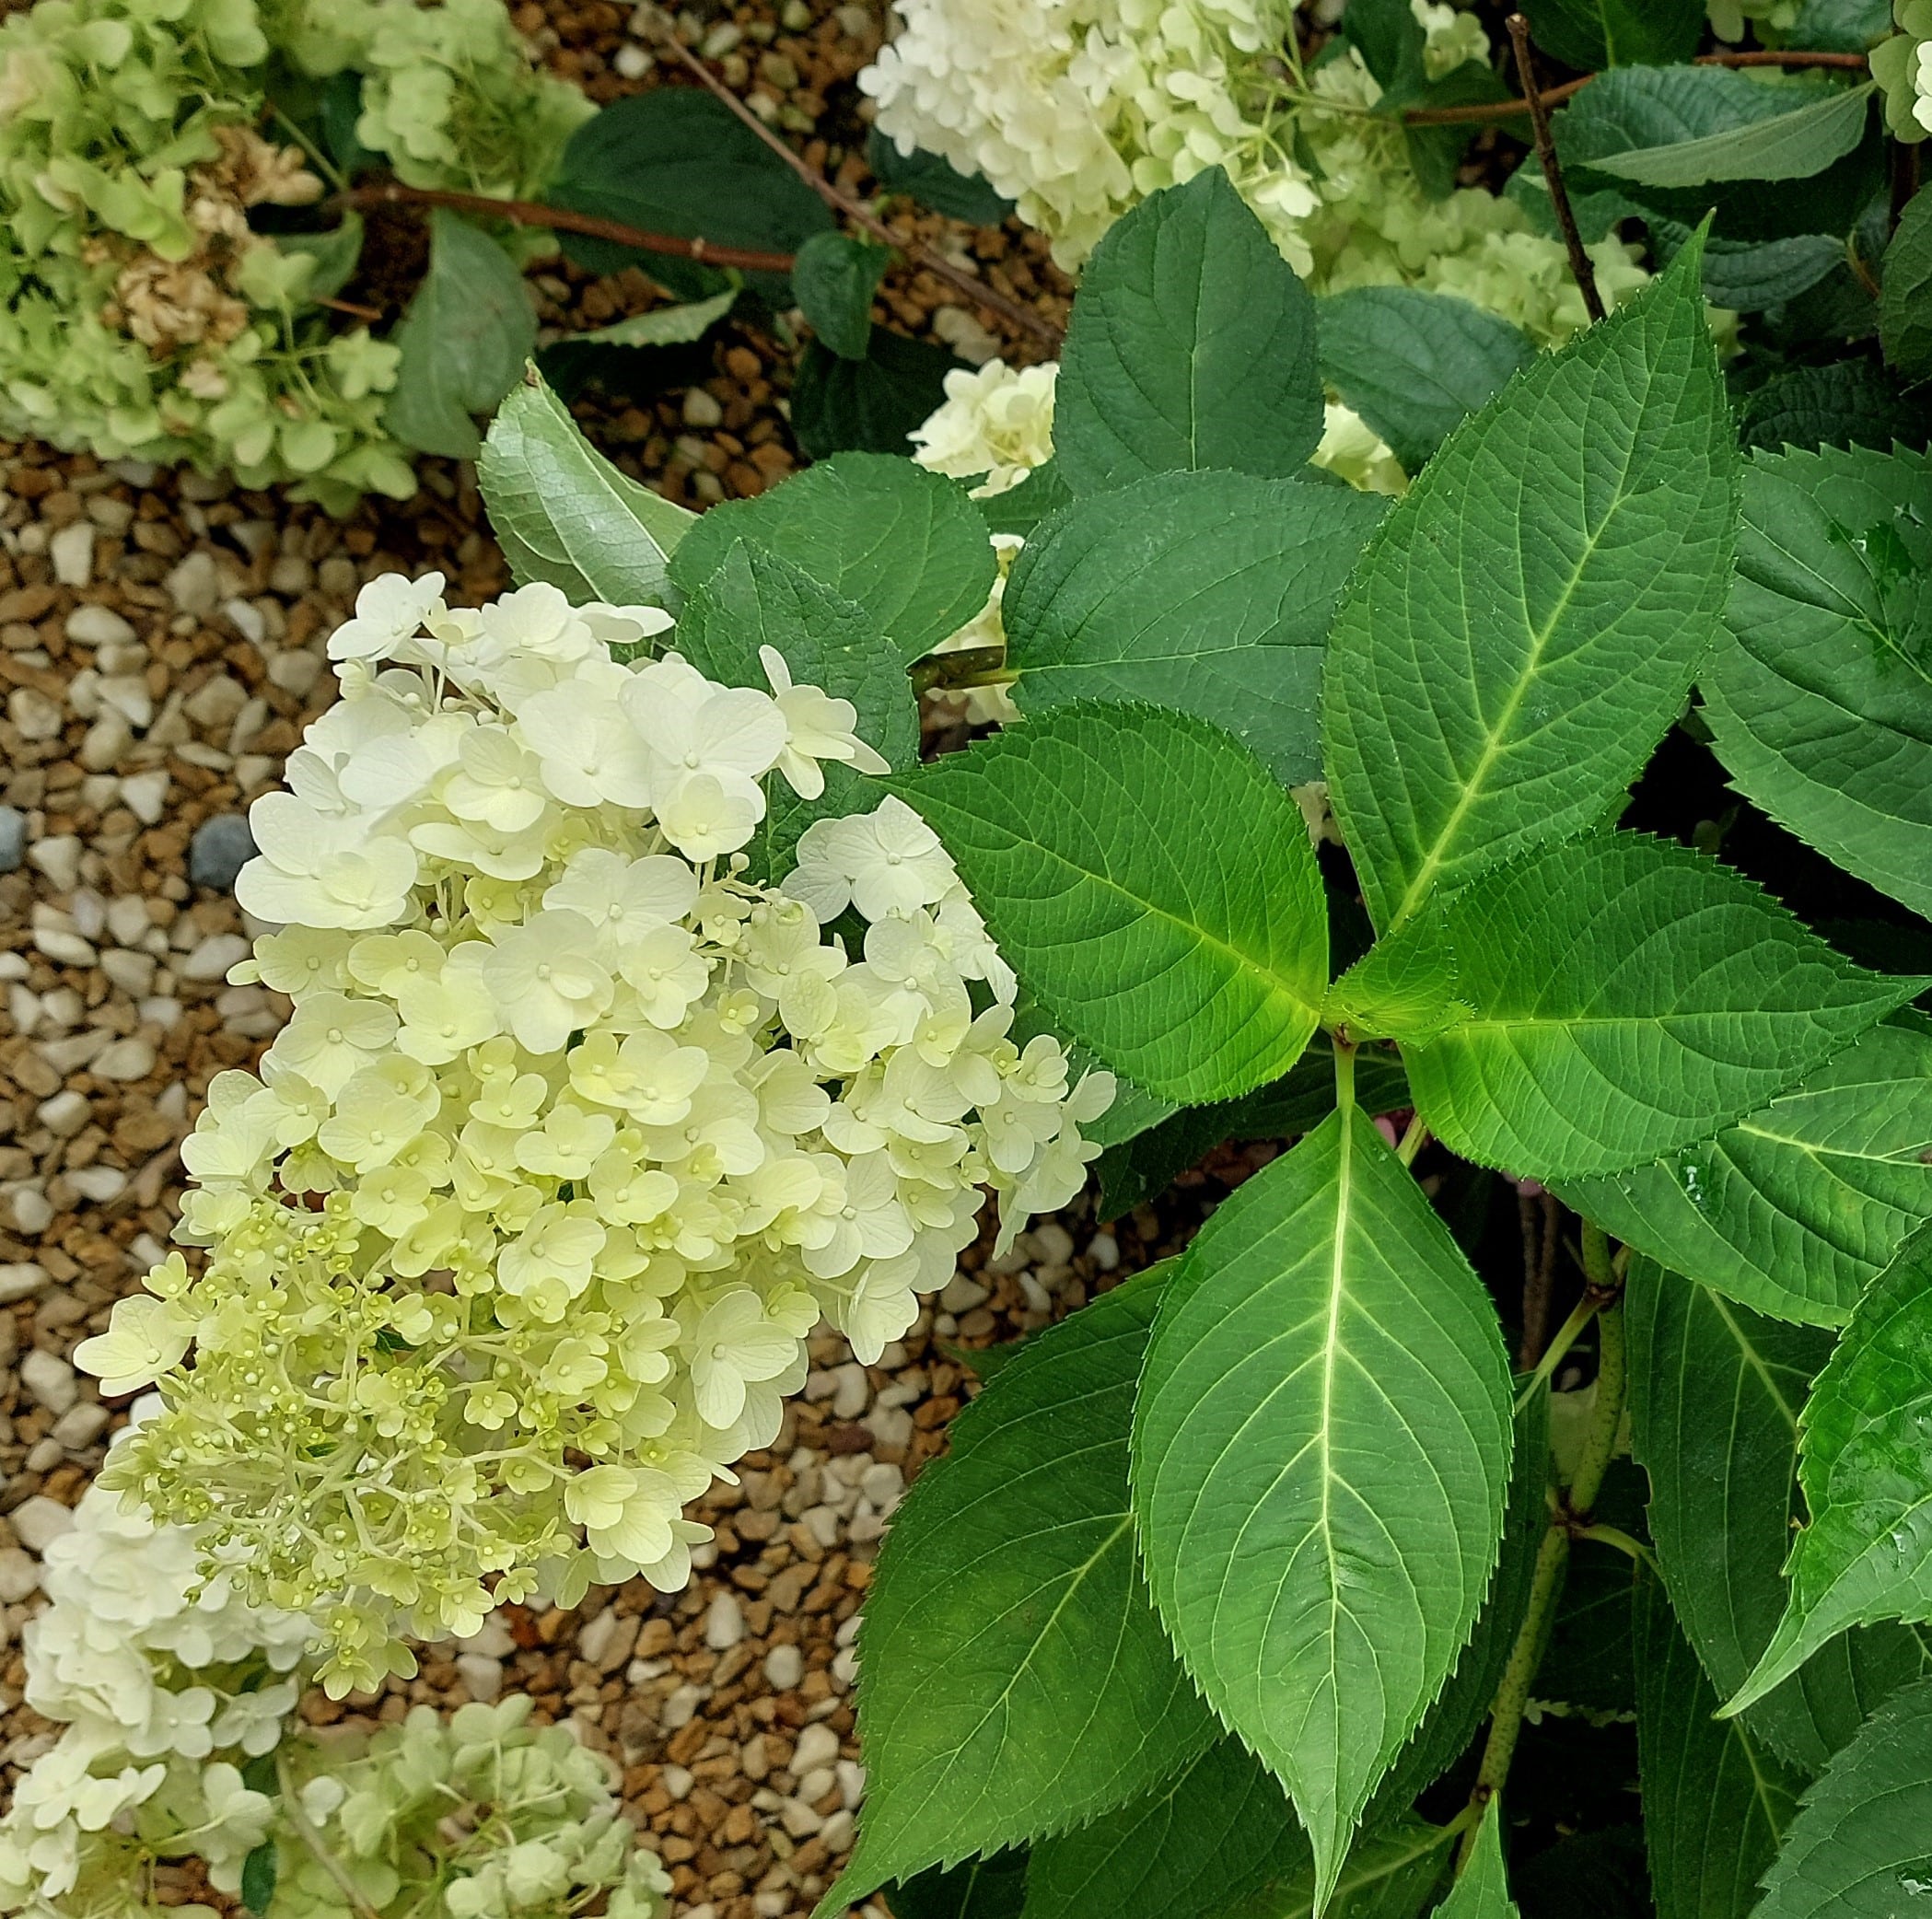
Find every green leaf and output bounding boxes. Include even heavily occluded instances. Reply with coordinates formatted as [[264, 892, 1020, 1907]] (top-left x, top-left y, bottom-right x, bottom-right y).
[[555, 285, 739, 349], [1022, 1739, 1306, 1919], [1752, 1675, 1932, 1919], [887, 704, 1329, 1104], [1739, 359, 1932, 457], [1002, 471, 1385, 785], [1881, 189, 1932, 378], [282, 212, 364, 303], [547, 90, 831, 299], [385, 210, 535, 460], [1095, 1036, 1410, 1219], [1386, 833, 1920, 1181], [1240, 1819, 1454, 1919], [1519, 0, 1701, 69], [792, 329, 968, 459], [1586, 81, 1873, 190], [1321, 240, 1735, 934], [1784, 0, 1891, 49], [794, 231, 894, 361], [1316, 288, 1534, 475], [1701, 444, 1932, 919], [1623, 1257, 1929, 1776], [889, 1854, 1030, 1919], [1728, 1223, 1932, 1715], [1564, 1012, 1932, 1329], [240, 1841, 278, 1915], [1132, 1111, 1514, 1907], [974, 460, 1075, 539], [1437, 1804, 1518, 1919], [477, 371, 695, 608], [1660, 229, 1848, 313], [1053, 169, 1323, 493], [867, 128, 1014, 226], [825, 1273, 1217, 1909], [669, 452, 994, 665], [1634, 1567, 1803, 1919], [671, 541, 916, 876]]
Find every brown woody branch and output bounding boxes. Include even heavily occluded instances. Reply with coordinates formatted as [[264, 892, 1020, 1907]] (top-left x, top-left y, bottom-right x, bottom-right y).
[[1507, 13, 1606, 322]]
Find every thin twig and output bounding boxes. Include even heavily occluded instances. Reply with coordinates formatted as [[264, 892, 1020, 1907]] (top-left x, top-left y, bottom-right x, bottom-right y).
[[277, 1751, 382, 1919], [1518, 1189, 1560, 1370], [1506, 14, 1605, 323], [645, 14, 1066, 349], [332, 180, 800, 275], [317, 294, 385, 322], [1402, 45, 1868, 126]]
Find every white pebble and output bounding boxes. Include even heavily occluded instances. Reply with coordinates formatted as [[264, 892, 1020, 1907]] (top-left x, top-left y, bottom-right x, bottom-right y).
[[98, 675, 152, 729], [51, 1401, 109, 1449], [793, 1721, 841, 1775], [78, 715, 131, 771], [661, 1682, 704, 1731], [660, 1763, 694, 1801], [19, 1349, 77, 1414], [7, 1190, 52, 1236], [859, 1461, 905, 1511], [0, 1547, 40, 1603], [119, 771, 169, 823], [37, 1090, 90, 1138], [105, 895, 149, 945], [27, 835, 81, 891], [704, 1590, 745, 1649], [778, 1797, 822, 1837], [92, 1037, 155, 1082], [166, 551, 220, 615], [181, 933, 249, 981], [65, 604, 136, 648], [9, 1495, 75, 1553], [8, 688, 61, 741], [100, 950, 157, 996], [613, 41, 651, 76], [48, 522, 94, 587], [31, 927, 96, 967], [763, 1644, 804, 1690], [456, 1652, 504, 1702], [0, 1262, 49, 1302], [222, 597, 266, 646], [819, 1808, 855, 1854], [65, 1165, 127, 1203], [831, 1361, 870, 1420]]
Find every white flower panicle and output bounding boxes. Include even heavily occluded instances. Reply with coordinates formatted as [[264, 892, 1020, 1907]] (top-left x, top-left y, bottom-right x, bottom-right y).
[[78, 576, 1111, 1694], [862, 0, 1651, 347], [909, 359, 1060, 499]]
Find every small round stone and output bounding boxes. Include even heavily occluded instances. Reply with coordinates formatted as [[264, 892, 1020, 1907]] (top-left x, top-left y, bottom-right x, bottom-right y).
[[0, 806, 25, 874], [188, 813, 258, 892]]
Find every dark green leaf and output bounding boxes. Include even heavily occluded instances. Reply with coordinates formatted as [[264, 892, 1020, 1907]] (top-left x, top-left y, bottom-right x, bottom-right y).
[[1316, 288, 1534, 474], [1054, 169, 1323, 492], [555, 286, 738, 349], [1752, 1675, 1932, 1919], [1511, 1830, 1652, 1919], [1539, 1529, 1640, 1716], [1624, 1257, 1928, 1775], [795, 231, 894, 361], [669, 451, 995, 664], [1322, 241, 1735, 934], [1701, 442, 1932, 919], [1384, 833, 1920, 1180], [1587, 81, 1874, 190], [1634, 1567, 1803, 1919], [1133, 1111, 1514, 1906], [240, 1841, 278, 1915], [547, 90, 831, 299], [1739, 358, 1932, 456], [792, 329, 967, 459], [1003, 471, 1384, 785], [1563, 1012, 1932, 1328], [888, 704, 1329, 1103], [1729, 1223, 1932, 1713], [1519, 0, 1701, 70], [385, 210, 535, 460], [867, 128, 1014, 226], [283, 213, 364, 304], [478, 370, 696, 607], [1783, 0, 1891, 48], [825, 1273, 1216, 1908], [973, 459, 1074, 539], [1882, 189, 1932, 379], [1652, 227, 1848, 312], [1022, 1739, 1306, 1919], [889, 1853, 1030, 1919], [1235, 1819, 1454, 1919]]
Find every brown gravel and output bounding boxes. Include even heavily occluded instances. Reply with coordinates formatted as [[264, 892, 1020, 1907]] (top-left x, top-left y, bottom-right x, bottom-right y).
[[0, 5, 1120, 1913]]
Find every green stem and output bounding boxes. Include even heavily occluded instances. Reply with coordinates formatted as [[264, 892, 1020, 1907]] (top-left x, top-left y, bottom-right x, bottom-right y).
[[1395, 1115, 1428, 1168], [1333, 1034, 1357, 1115], [1574, 1522, 1657, 1576], [276, 1750, 381, 1919], [1464, 1223, 1629, 1862], [1512, 1290, 1600, 1413], [910, 645, 1014, 696]]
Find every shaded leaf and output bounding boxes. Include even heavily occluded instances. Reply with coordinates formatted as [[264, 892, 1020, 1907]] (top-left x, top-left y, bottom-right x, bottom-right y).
[[974, 460, 1075, 539], [477, 370, 695, 607], [282, 213, 364, 303], [1560, 1015, 1932, 1329], [1624, 1257, 1928, 1776], [1738, 358, 1932, 456], [1882, 183, 1932, 378], [1004, 470, 1385, 785], [669, 451, 994, 664], [1321, 241, 1734, 933], [889, 704, 1329, 1104], [1436, 1802, 1518, 1919], [889, 1853, 1030, 1919], [1316, 288, 1534, 474], [825, 1273, 1216, 1908], [1634, 1568, 1802, 1919], [1132, 1111, 1514, 1907], [1054, 169, 1323, 492], [1752, 1675, 1932, 1919], [1729, 1223, 1932, 1713], [385, 210, 534, 459], [792, 329, 968, 459], [867, 128, 1014, 225], [1519, 0, 1700, 69], [795, 231, 894, 360], [1702, 443, 1932, 920], [1388, 833, 1920, 1181], [1587, 81, 1873, 190], [555, 285, 738, 349]]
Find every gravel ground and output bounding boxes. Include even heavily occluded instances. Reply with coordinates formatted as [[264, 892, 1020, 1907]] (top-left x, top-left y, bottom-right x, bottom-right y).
[[0, 5, 1137, 1914]]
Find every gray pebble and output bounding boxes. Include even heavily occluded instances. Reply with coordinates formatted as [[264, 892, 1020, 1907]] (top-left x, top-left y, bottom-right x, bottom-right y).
[[0, 807, 23, 874], [188, 813, 257, 892]]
